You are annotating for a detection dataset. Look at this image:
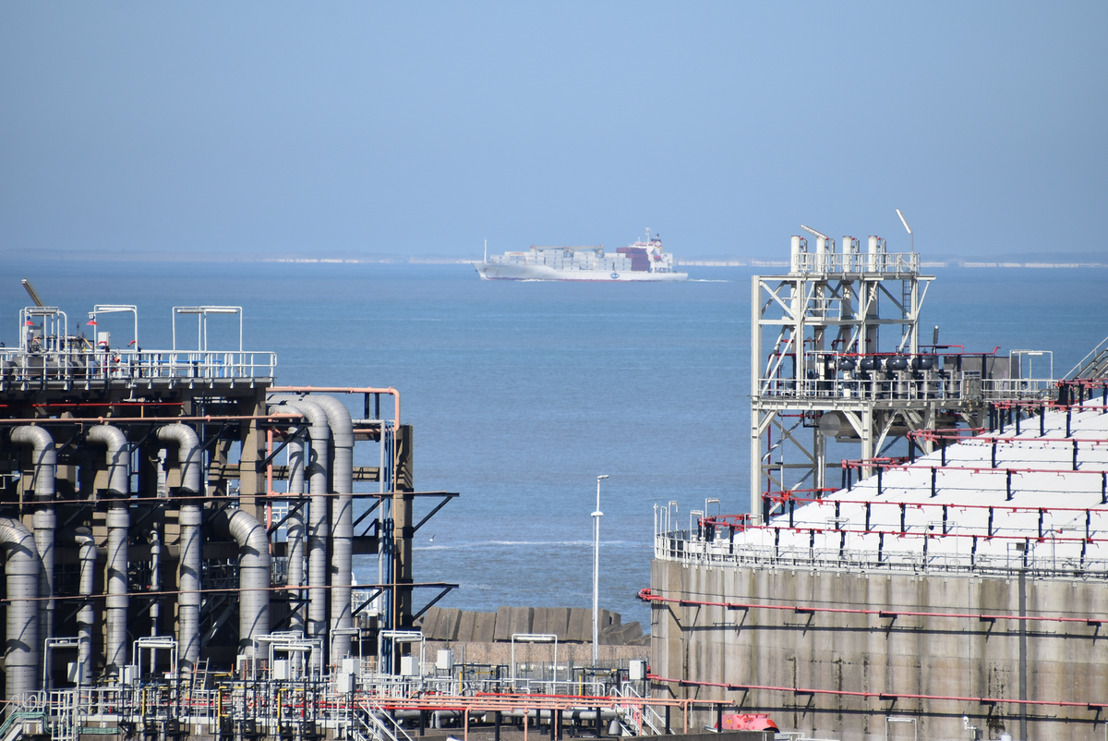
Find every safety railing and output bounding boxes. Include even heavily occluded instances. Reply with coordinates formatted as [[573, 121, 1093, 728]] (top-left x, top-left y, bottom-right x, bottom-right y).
[[756, 371, 1057, 404], [611, 683, 666, 736], [653, 526, 1108, 580], [0, 348, 277, 388], [790, 250, 920, 276], [979, 377, 1058, 400], [23, 679, 684, 741]]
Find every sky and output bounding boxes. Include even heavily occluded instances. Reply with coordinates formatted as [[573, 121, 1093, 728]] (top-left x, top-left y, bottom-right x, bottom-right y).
[[1, 2, 1105, 261]]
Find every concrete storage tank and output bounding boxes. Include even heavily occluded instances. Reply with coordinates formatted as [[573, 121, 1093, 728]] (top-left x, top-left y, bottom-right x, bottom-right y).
[[649, 225, 1108, 741]]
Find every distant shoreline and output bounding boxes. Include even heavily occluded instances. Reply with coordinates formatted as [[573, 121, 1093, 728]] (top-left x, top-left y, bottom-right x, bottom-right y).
[[5, 251, 1106, 269]]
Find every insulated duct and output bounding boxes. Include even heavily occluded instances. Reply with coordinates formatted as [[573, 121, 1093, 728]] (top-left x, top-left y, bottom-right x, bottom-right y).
[[314, 395, 355, 660], [9, 427, 56, 498], [211, 508, 270, 655], [10, 426, 57, 654], [73, 527, 97, 685], [105, 507, 130, 675], [156, 423, 202, 671], [86, 425, 130, 496], [0, 517, 42, 705], [268, 396, 329, 668], [148, 531, 161, 636], [86, 424, 130, 675]]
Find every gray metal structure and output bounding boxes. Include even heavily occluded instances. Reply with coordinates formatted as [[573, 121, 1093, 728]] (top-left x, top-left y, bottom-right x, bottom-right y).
[[0, 293, 676, 741], [648, 225, 1108, 740], [0, 297, 456, 718], [749, 228, 1053, 523]]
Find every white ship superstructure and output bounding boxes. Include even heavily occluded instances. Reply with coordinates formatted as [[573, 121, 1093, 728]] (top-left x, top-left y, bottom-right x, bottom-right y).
[[475, 229, 687, 281]]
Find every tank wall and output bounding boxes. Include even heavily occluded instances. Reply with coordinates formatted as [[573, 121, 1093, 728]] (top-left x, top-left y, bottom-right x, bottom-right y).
[[651, 558, 1108, 741]]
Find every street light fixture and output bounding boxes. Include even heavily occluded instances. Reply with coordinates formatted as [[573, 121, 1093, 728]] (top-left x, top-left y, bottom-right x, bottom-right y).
[[592, 474, 609, 665]]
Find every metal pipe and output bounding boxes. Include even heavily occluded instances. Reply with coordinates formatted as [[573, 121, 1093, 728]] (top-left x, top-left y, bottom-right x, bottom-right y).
[[74, 527, 97, 685], [156, 423, 202, 671], [269, 396, 330, 668], [11, 426, 57, 657], [105, 506, 130, 676], [272, 386, 402, 641], [638, 587, 1105, 626], [314, 395, 354, 661], [211, 508, 270, 656], [648, 672, 1108, 711], [0, 516, 42, 703], [0, 412, 303, 426], [10, 426, 56, 499], [86, 424, 130, 494], [268, 386, 401, 433], [86, 424, 130, 676], [148, 531, 161, 636]]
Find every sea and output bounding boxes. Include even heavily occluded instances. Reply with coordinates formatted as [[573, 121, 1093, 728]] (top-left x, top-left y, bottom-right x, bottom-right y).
[[1, 259, 1105, 630]]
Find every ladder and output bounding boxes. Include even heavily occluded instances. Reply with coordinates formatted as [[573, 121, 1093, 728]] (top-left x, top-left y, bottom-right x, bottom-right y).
[[190, 657, 211, 693]]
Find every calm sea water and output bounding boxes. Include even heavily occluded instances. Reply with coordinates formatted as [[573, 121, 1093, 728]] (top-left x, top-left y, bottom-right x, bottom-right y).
[[1, 260, 1104, 628]]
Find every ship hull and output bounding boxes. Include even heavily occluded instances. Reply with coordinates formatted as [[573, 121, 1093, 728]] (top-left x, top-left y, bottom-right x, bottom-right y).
[[474, 262, 688, 282]]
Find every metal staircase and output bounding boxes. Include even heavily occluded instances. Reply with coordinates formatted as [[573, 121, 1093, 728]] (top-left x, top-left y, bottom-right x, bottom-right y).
[[609, 685, 666, 736], [1067, 334, 1108, 379], [352, 699, 415, 741]]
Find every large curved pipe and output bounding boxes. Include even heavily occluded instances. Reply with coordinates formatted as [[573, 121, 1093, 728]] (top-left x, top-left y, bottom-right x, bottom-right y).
[[156, 423, 202, 671], [73, 527, 97, 685], [10, 426, 56, 656], [314, 395, 354, 661], [268, 396, 330, 668], [86, 424, 130, 675], [86, 424, 129, 496], [10, 426, 56, 499], [0, 517, 42, 704], [155, 423, 202, 494], [211, 509, 270, 656]]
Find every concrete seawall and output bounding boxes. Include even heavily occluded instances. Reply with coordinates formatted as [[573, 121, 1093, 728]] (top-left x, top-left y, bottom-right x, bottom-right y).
[[417, 605, 648, 645], [650, 559, 1108, 741]]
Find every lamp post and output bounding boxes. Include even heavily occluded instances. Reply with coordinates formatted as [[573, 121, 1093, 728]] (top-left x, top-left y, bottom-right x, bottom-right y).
[[592, 474, 608, 665]]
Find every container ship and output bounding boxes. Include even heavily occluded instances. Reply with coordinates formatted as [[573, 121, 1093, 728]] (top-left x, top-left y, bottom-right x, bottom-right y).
[[474, 229, 688, 281]]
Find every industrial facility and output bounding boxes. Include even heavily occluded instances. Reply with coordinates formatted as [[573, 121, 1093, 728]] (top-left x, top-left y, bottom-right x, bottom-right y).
[[647, 229, 1108, 740], [0, 297, 459, 737], [0, 291, 674, 741], [3, 230, 1106, 741]]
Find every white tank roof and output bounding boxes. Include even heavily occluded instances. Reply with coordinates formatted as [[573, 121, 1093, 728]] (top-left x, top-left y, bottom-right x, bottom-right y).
[[741, 398, 1108, 574]]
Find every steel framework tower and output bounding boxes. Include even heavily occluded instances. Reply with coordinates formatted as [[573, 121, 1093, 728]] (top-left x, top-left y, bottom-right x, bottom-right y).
[[749, 228, 983, 521]]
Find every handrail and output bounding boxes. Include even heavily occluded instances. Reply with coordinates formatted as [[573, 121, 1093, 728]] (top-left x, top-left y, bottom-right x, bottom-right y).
[[0, 347, 277, 386], [0, 710, 46, 740], [653, 532, 1108, 579], [1065, 334, 1108, 379]]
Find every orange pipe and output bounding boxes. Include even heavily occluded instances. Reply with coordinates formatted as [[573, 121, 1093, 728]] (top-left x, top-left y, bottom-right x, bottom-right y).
[[268, 385, 401, 431], [266, 426, 274, 532], [649, 672, 1108, 711], [0, 412, 301, 425]]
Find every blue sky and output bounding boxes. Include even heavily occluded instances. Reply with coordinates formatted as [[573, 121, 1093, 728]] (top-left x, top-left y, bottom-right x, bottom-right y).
[[2, 2, 1105, 260]]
